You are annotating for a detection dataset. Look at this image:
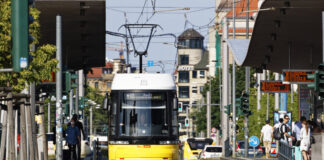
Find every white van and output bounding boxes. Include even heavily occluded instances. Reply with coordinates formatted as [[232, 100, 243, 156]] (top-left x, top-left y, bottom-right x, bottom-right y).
[[199, 145, 222, 159]]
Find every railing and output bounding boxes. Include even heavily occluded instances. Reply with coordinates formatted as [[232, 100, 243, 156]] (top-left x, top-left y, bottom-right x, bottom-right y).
[[278, 141, 295, 160]]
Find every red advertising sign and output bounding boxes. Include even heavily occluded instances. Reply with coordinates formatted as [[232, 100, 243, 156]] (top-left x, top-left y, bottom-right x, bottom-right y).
[[283, 71, 314, 83], [260, 81, 290, 93]]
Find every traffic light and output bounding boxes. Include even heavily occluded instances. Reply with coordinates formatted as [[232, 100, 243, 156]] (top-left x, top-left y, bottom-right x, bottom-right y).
[[307, 71, 319, 92], [224, 104, 231, 115], [235, 98, 243, 116], [178, 102, 183, 112], [185, 118, 189, 127], [12, 0, 34, 72], [79, 97, 89, 109], [241, 92, 251, 116], [64, 72, 78, 93], [318, 64, 324, 98]]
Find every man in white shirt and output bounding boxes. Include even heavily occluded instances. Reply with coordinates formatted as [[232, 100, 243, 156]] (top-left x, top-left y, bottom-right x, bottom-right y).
[[260, 120, 273, 158]]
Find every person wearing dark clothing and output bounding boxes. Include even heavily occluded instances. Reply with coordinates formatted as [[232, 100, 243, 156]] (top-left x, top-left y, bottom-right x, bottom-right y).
[[72, 114, 84, 160], [66, 119, 81, 160], [281, 115, 295, 143]]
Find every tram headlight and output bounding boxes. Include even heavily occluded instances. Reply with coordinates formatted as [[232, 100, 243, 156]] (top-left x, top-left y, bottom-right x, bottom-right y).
[[159, 140, 178, 144], [109, 141, 129, 144]]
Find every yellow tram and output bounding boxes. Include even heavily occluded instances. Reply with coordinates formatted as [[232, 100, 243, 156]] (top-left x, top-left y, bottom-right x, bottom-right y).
[[107, 74, 179, 160]]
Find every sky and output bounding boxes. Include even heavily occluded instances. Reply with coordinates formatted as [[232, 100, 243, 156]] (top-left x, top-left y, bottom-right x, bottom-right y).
[[106, 0, 215, 73]]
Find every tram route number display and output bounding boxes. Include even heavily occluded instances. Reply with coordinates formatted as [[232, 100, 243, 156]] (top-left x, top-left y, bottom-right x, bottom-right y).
[[283, 71, 314, 83], [260, 81, 290, 93]]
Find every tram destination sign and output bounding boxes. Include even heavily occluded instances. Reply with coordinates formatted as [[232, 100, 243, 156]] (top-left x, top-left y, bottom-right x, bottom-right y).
[[283, 71, 314, 83], [260, 81, 291, 93]]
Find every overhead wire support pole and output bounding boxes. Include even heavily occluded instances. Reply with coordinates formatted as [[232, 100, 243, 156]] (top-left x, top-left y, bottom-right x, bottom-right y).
[[244, 0, 250, 158], [55, 15, 63, 160], [232, 0, 236, 157]]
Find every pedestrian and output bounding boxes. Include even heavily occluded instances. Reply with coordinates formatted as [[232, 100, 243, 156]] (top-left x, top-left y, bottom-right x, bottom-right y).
[[66, 119, 81, 160], [293, 116, 306, 146], [300, 121, 311, 160], [260, 120, 273, 158], [281, 115, 295, 143], [274, 118, 283, 129], [273, 118, 283, 156], [72, 114, 85, 160]]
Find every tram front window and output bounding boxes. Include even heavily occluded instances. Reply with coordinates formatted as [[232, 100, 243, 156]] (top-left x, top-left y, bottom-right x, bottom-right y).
[[119, 92, 168, 137]]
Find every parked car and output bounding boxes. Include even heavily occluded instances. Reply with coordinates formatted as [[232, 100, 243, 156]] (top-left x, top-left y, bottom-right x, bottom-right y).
[[236, 141, 263, 157], [198, 145, 222, 159]]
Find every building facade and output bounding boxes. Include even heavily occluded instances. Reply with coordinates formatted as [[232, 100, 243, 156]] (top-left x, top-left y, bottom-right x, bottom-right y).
[[176, 29, 209, 137], [87, 59, 126, 95]]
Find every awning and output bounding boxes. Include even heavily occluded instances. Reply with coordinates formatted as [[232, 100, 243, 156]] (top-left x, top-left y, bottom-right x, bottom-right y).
[[237, 0, 324, 72], [36, 0, 106, 70], [227, 39, 250, 66]]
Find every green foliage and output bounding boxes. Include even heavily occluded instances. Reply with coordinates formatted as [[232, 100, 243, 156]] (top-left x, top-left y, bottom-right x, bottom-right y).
[[236, 88, 299, 141], [193, 64, 299, 140], [193, 65, 256, 135], [193, 74, 221, 134], [0, 0, 57, 91], [83, 87, 108, 135]]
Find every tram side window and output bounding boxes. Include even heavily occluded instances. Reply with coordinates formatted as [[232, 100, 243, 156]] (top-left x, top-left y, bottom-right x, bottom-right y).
[[172, 110, 178, 136]]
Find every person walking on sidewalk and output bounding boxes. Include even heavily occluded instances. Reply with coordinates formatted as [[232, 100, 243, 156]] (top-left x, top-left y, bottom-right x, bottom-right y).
[[273, 118, 283, 156], [260, 120, 273, 158], [72, 114, 85, 160], [66, 119, 81, 160], [300, 121, 311, 160]]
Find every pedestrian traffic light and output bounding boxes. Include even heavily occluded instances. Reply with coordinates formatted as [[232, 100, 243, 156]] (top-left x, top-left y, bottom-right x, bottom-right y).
[[224, 104, 231, 115], [178, 102, 183, 112], [12, 0, 34, 72], [185, 118, 189, 127], [307, 71, 319, 92]]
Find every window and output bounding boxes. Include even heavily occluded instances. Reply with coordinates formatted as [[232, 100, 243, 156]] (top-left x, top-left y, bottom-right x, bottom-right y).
[[192, 86, 197, 93], [182, 101, 189, 112], [95, 82, 99, 89], [179, 71, 189, 83], [179, 55, 189, 65], [106, 82, 112, 88], [192, 71, 197, 78], [179, 86, 189, 98], [119, 92, 168, 137], [102, 68, 113, 74], [199, 71, 205, 78], [200, 86, 204, 93]]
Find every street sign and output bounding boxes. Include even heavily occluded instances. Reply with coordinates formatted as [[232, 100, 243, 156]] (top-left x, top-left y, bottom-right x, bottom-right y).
[[249, 136, 260, 147], [147, 60, 154, 67], [260, 81, 290, 93], [211, 127, 217, 133], [283, 71, 314, 83]]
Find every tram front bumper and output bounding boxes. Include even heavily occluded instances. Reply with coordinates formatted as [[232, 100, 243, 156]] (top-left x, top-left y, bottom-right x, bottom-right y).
[[109, 144, 179, 160]]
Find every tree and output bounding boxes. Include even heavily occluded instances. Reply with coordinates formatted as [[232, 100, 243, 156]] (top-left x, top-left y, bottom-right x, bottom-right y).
[[193, 65, 256, 135], [83, 87, 108, 135], [0, 0, 57, 91]]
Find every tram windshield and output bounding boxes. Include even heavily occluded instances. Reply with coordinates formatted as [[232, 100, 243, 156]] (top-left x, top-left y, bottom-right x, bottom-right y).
[[119, 92, 169, 137]]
